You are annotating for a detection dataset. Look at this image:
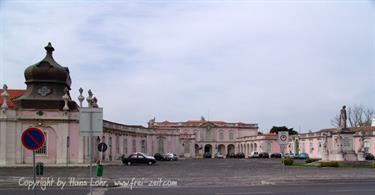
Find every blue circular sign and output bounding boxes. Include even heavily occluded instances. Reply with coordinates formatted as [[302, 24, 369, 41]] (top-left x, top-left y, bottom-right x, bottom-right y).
[[21, 128, 45, 151]]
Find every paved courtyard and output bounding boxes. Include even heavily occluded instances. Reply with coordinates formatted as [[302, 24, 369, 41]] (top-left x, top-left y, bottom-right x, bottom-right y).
[[1, 158, 375, 188]]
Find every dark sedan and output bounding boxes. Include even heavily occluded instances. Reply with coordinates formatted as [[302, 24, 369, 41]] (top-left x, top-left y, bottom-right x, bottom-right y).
[[270, 153, 282, 158], [235, 152, 245, 158], [154, 153, 169, 161], [259, 152, 269, 158], [122, 153, 156, 166], [295, 152, 309, 160], [365, 153, 374, 160]]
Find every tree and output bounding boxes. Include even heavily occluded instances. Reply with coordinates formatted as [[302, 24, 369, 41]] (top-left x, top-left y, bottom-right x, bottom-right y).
[[269, 126, 298, 135], [331, 105, 374, 128]]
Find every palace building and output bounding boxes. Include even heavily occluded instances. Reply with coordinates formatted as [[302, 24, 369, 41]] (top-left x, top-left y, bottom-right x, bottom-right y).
[[0, 43, 260, 166], [2, 43, 373, 166]]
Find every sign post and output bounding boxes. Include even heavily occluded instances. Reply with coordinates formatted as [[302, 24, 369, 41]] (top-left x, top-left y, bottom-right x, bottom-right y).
[[21, 127, 45, 195], [79, 107, 103, 195], [98, 142, 107, 165], [278, 131, 289, 174]]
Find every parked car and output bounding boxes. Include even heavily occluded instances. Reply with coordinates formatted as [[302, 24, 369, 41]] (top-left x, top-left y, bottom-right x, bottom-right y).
[[259, 152, 269, 158], [166, 153, 178, 161], [227, 153, 236, 158], [365, 153, 375, 160], [270, 153, 282, 158], [154, 153, 168, 161], [284, 153, 295, 159], [295, 152, 309, 160], [250, 151, 260, 158], [235, 152, 245, 158], [215, 153, 224, 159], [204, 152, 212, 158], [122, 152, 156, 166]]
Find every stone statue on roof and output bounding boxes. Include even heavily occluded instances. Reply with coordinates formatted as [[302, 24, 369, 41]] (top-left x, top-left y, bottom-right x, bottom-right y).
[[339, 105, 347, 129], [148, 117, 156, 128]]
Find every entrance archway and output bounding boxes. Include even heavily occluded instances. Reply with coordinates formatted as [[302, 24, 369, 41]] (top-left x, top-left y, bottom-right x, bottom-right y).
[[204, 144, 212, 158], [218, 144, 225, 154], [227, 144, 235, 155]]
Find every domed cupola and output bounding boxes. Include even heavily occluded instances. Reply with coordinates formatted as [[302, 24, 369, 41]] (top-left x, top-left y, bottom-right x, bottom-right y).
[[13, 43, 78, 110], [24, 42, 71, 88]]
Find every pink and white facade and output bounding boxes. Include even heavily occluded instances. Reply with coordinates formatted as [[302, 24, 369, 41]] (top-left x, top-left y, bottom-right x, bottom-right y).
[[236, 133, 280, 157], [1, 43, 374, 166], [287, 125, 375, 159], [149, 120, 259, 158], [0, 43, 259, 166]]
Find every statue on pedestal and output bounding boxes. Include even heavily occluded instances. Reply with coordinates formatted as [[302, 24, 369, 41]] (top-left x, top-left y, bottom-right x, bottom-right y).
[[339, 105, 347, 129]]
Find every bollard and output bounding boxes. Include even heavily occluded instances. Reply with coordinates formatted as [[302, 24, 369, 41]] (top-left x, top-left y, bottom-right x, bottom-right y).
[[36, 162, 44, 176], [96, 164, 103, 177]]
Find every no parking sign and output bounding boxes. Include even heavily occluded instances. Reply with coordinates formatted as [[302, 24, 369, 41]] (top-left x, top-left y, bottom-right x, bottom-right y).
[[21, 127, 45, 151]]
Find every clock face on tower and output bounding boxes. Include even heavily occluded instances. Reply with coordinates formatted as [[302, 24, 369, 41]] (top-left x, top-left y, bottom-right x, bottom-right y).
[[38, 86, 52, 97]]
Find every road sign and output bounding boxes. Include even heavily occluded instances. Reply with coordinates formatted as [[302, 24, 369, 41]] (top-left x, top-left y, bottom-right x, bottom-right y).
[[21, 128, 45, 151], [79, 107, 103, 136], [278, 131, 289, 145], [98, 142, 108, 152]]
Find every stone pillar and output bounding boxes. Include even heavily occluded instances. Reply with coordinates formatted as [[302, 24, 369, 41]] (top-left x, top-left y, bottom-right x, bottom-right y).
[[0, 112, 7, 165], [78, 136, 84, 163]]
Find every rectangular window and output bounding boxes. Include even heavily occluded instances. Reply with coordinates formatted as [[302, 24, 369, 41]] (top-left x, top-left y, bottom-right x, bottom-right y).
[[184, 142, 190, 153], [229, 132, 234, 140], [123, 138, 128, 155], [116, 136, 120, 154], [141, 140, 146, 153], [219, 132, 224, 140], [132, 139, 136, 153], [301, 142, 305, 152], [158, 139, 164, 153], [309, 142, 313, 153], [36, 132, 47, 154]]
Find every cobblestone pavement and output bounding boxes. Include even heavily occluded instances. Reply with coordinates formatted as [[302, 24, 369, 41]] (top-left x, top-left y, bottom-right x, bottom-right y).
[[1, 158, 375, 188]]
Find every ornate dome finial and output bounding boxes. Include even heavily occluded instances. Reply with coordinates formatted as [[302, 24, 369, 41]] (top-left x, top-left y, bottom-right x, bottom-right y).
[[44, 42, 55, 55]]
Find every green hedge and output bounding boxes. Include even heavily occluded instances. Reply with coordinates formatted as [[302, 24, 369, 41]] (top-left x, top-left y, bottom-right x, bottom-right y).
[[306, 158, 320, 163], [372, 161, 375, 168], [320, 161, 339, 167], [283, 158, 294, 166]]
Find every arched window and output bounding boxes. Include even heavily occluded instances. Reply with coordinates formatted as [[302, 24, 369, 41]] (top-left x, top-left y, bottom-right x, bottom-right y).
[[36, 131, 47, 154]]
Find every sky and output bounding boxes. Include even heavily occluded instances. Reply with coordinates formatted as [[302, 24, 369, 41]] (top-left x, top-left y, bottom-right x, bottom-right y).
[[0, 0, 374, 133]]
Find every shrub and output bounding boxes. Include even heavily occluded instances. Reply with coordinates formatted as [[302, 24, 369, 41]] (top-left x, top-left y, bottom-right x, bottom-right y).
[[306, 158, 320, 164], [283, 158, 294, 166], [320, 161, 339, 167], [372, 161, 375, 168]]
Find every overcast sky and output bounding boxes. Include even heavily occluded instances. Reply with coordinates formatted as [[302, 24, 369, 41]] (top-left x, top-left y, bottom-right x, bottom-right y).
[[1, 0, 374, 132]]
